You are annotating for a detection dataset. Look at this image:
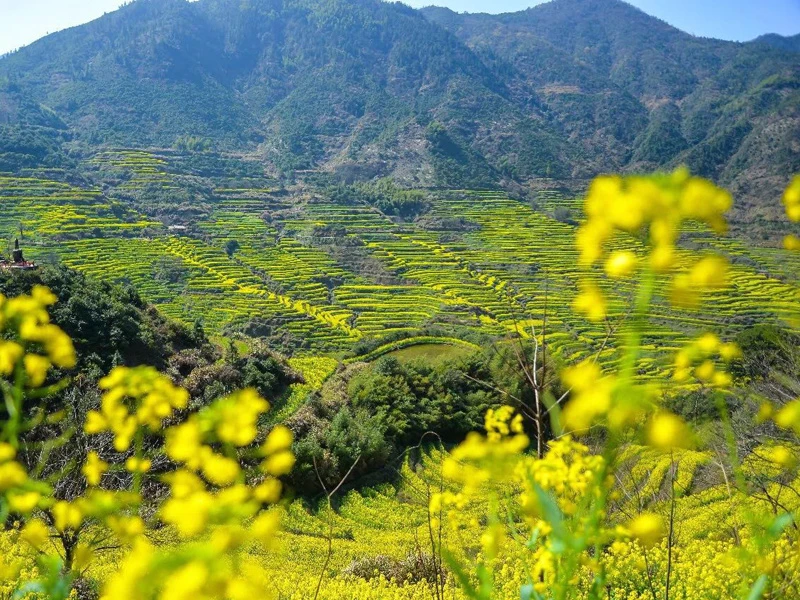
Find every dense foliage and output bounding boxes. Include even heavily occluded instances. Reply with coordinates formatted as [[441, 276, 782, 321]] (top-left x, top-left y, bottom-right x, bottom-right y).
[[288, 352, 507, 492], [0, 0, 797, 199], [0, 266, 204, 372]]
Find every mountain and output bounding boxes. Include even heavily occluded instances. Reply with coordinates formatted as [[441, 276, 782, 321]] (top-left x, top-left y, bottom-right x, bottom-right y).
[[755, 33, 800, 54], [421, 0, 800, 220], [0, 0, 798, 215], [0, 0, 566, 187]]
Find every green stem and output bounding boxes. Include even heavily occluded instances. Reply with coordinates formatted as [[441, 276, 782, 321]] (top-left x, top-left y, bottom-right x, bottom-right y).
[[133, 428, 144, 495], [621, 267, 655, 381], [2, 361, 25, 446]]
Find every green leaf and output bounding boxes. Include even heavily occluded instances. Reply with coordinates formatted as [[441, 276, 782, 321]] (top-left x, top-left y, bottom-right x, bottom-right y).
[[531, 481, 567, 548], [768, 512, 793, 537], [477, 564, 494, 599], [442, 548, 481, 600], [746, 574, 769, 600], [521, 582, 547, 600]]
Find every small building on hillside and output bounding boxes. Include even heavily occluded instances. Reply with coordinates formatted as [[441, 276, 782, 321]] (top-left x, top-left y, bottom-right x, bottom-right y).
[[0, 238, 38, 271]]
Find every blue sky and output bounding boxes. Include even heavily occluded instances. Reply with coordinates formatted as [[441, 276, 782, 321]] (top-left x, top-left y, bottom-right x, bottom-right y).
[[1, 0, 799, 56]]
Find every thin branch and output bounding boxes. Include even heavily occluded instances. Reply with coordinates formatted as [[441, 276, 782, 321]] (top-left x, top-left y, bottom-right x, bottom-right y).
[[312, 454, 361, 600]]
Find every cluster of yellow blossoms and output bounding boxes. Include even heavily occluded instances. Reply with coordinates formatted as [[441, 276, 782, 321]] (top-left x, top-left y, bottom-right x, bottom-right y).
[[0, 286, 76, 368], [783, 175, 800, 250], [560, 360, 649, 433], [573, 168, 732, 320], [1, 286, 77, 519], [0, 285, 75, 393], [0, 443, 39, 515], [0, 287, 295, 600], [436, 407, 675, 597], [673, 332, 740, 387], [578, 168, 731, 267], [91, 373, 295, 598], [85, 366, 190, 452], [439, 406, 528, 490], [559, 358, 697, 452], [157, 391, 293, 536]]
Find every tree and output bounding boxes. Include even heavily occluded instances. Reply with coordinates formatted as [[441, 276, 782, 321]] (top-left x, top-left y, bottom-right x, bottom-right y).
[[225, 240, 240, 258]]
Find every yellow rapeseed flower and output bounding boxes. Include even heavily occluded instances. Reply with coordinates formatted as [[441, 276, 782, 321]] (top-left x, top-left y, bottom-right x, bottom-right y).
[[628, 513, 664, 547], [0, 461, 27, 491], [0, 443, 15, 462], [8, 491, 41, 514], [107, 515, 145, 545], [647, 412, 693, 450], [44, 328, 76, 369], [165, 421, 203, 468], [83, 451, 108, 486], [650, 243, 676, 271], [160, 561, 208, 600], [694, 359, 716, 382], [253, 478, 282, 504], [30, 285, 57, 306], [719, 342, 742, 361], [572, 282, 607, 322], [689, 256, 729, 289], [201, 451, 241, 487], [262, 451, 295, 477], [125, 457, 152, 474], [783, 175, 800, 222], [562, 379, 615, 433], [604, 251, 638, 278], [99, 539, 154, 600], [576, 221, 612, 265], [20, 519, 50, 550], [23, 354, 50, 387], [216, 388, 270, 447], [784, 234, 800, 251], [0, 341, 24, 376], [774, 399, 800, 434], [163, 470, 205, 499], [161, 492, 213, 537], [262, 425, 293, 456], [52, 501, 83, 532]]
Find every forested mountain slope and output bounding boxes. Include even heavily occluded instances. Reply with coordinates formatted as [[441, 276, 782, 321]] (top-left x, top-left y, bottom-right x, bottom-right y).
[[0, 0, 798, 215], [421, 0, 800, 222]]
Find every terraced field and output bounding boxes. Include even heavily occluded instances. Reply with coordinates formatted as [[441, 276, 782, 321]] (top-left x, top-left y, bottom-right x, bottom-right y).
[[87, 150, 179, 192], [0, 175, 158, 240], [2, 150, 798, 374]]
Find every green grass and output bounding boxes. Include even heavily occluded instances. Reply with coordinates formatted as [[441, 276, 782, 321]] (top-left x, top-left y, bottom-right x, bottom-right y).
[[385, 343, 476, 365]]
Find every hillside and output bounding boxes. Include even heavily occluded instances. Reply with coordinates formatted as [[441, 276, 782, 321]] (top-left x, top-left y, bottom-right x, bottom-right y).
[[756, 33, 800, 53], [0, 0, 797, 216], [420, 0, 800, 222], [3, 151, 799, 363]]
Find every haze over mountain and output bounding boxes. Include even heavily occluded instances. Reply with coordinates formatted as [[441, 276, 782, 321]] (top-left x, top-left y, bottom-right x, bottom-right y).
[[0, 0, 798, 219]]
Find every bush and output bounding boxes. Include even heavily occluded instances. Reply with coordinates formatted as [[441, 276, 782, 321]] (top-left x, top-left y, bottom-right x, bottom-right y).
[[343, 552, 447, 585]]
